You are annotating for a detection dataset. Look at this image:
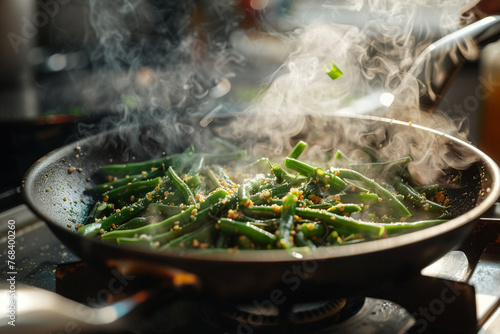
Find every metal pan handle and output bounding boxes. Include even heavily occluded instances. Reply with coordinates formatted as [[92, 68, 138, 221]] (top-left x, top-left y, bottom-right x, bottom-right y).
[[0, 286, 152, 333], [409, 15, 500, 111], [0, 261, 201, 333]]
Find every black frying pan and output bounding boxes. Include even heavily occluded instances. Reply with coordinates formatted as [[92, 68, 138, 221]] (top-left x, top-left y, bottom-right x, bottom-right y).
[[21, 114, 500, 302]]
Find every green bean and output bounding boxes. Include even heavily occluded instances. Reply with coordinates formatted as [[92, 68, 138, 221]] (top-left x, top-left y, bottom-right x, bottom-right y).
[[100, 156, 173, 176], [100, 206, 196, 241], [162, 224, 215, 248], [247, 218, 280, 232], [393, 179, 448, 215], [296, 207, 385, 237], [146, 203, 183, 218], [212, 165, 236, 187], [326, 203, 363, 215], [334, 169, 411, 219], [247, 157, 272, 174], [271, 164, 307, 185], [380, 219, 447, 234], [250, 184, 292, 205], [114, 217, 150, 230], [237, 235, 255, 249], [238, 175, 266, 205], [172, 145, 196, 172], [167, 166, 196, 206], [93, 167, 165, 193], [115, 237, 152, 247], [284, 157, 317, 176], [153, 221, 209, 248], [103, 177, 162, 204], [343, 181, 371, 195], [183, 174, 200, 190], [333, 149, 349, 161], [307, 203, 331, 210], [239, 204, 282, 220], [193, 195, 237, 225], [160, 191, 184, 206], [78, 193, 155, 237], [301, 221, 327, 238], [100, 148, 246, 176], [215, 231, 231, 248], [192, 201, 223, 223], [348, 157, 411, 177], [271, 164, 288, 183], [325, 60, 343, 80], [414, 184, 445, 198], [87, 201, 114, 222], [199, 189, 230, 211], [213, 137, 240, 151], [199, 150, 247, 164], [331, 233, 366, 245], [267, 198, 309, 209], [288, 141, 307, 159], [85, 201, 101, 224], [361, 146, 380, 162], [284, 157, 347, 192], [77, 222, 103, 237], [240, 204, 381, 237], [278, 191, 299, 249], [192, 182, 207, 197], [205, 168, 223, 190], [188, 156, 205, 175], [294, 231, 316, 249], [327, 193, 380, 203], [329, 226, 364, 238], [218, 218, 277, 245]]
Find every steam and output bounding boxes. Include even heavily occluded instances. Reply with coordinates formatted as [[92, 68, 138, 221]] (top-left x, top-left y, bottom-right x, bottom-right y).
[[77, 0, 246, 154], [77, 0, 481, 183], [220, 0, 479, 184]]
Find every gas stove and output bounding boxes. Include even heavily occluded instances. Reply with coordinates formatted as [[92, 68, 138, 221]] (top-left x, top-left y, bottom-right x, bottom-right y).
[[1, 202, 499, 334]]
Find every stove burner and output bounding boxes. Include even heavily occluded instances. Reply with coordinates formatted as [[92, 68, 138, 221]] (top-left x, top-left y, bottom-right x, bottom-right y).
[[205, 297, 365, 333]]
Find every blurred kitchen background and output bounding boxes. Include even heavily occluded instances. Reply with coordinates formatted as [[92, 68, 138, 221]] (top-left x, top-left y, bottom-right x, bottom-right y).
[[1, 0, 499, 202]]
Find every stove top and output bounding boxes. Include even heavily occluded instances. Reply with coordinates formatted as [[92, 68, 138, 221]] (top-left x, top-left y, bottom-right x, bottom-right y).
[[1, 203, 499, 333]]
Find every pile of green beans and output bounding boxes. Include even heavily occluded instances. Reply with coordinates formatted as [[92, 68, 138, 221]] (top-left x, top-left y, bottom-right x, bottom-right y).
[[79, 140, 450, 251]]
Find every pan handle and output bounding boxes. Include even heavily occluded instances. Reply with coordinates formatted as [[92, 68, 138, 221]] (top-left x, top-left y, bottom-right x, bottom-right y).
[[0, 263, 201, 334], [0, 261, 202, 333], [0, 286, 155, 333], [409, 15, 500, 112]]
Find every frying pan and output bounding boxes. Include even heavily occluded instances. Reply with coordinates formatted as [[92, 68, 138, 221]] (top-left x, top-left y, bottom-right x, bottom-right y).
[[20, 15, 500, 303], [21, 112, 500, 303]]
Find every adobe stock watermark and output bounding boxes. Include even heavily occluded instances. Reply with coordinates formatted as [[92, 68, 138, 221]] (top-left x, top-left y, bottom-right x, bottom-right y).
[[442, 72, 500, 118], [411, 280, 463, 333], [7, 0, 70, 54], [5, 220, 17, 327]]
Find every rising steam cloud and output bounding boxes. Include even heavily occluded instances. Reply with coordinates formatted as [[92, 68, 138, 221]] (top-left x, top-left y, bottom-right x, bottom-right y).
[[77, 0, 246, 154], [224, 0, 480, 184], [78, 0, 480, 184]]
